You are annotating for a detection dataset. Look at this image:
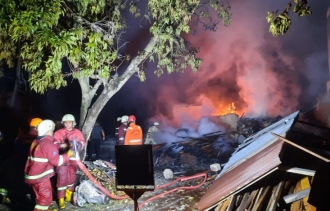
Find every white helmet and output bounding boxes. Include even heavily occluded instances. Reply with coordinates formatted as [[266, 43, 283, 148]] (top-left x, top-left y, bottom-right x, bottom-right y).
[[121, 115, 128, 123], [154, 122, 159, 126], [61, 114, 76, 125], [37, 120, 55, 136]]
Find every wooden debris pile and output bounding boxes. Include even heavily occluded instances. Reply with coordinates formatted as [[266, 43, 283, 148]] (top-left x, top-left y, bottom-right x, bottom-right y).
[[237, 116, 282, 138], [213, 171, 316, 211], [154, 131, 237, 170]]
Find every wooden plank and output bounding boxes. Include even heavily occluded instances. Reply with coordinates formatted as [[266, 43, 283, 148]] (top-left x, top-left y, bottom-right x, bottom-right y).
[[291, 177, 303, 211], [278, 166, 315, 176], [214, 201, 223, 211], [226, 195, 236, 211], [235, 194, 243, 207], [247, 189, 260, 211], [236, 192, 250, 211], [250, 187, 263, 211], [289, 176, 316, 211], [271, 133, 330, 162], [214, 197, 226, 211], [300, 177, 316, 211], [252, 186, 271, 211], [237, 189, 258, 211], [283, 188, 310, 204], [204, 167, 279, 211], [266, 180, 284, 211], [218, 196, 232, 211]]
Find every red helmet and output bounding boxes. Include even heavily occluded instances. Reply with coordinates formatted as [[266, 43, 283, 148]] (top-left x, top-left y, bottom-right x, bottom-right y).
[[128, 115, 136, 122]]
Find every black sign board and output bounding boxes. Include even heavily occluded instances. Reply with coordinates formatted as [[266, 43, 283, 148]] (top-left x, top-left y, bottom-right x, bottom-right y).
[[115, 145, 155, 191]]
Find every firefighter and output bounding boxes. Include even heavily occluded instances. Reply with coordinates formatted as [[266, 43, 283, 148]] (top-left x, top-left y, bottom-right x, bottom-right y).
[[124, 115, 143, 145], [54, 114, 86, 209], [88, 120, 105, 161], [29, 118, 43, 136], [14, 117, 43, 160], [24, 120, 74, 211], [117, 115, 128, 145], [144, 122, 159, 145]]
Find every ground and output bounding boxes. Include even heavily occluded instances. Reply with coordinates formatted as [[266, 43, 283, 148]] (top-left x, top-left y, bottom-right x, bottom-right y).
[[0, 136, 220, 211]]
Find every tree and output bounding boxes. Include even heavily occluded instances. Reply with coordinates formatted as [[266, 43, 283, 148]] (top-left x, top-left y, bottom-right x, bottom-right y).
[[266, 0, 312, 36], [0, 0, 231, 143]]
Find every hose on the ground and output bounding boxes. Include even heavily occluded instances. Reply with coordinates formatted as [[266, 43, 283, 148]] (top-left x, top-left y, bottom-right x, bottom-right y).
[[138, 171, 208, 209], [77, 159, 208, 208], [76, 159, 129, 200]]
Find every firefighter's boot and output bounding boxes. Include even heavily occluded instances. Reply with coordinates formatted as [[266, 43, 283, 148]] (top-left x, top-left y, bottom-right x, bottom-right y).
[[58, 198, 65, 209], [65, 189, 73, 202]]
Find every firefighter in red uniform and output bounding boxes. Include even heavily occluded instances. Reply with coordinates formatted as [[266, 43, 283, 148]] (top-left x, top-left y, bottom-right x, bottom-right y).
[[54, 114, 86, 209], [117, 115, 128, 145], [14, 118, 43, 159], [124, 115, 143, 145], [29, 118, 43, 136], [24, 120, 73, 211]]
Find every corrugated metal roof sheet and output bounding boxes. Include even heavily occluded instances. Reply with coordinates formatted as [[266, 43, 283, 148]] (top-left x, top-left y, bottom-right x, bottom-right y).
[[194, 110, 300, 210], [218, 110, 299, 178]]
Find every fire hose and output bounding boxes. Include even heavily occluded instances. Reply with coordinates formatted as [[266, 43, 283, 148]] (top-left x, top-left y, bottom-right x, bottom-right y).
[[76, 159, 129, 200], [73, 137, 208, 207], [138, 171, 208, 209], [77, 159, 208, 207]]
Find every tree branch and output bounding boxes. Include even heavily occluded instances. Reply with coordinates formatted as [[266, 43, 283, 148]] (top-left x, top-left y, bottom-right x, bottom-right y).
[[89, 79, 103, 97], [107, 35, 159, 92]]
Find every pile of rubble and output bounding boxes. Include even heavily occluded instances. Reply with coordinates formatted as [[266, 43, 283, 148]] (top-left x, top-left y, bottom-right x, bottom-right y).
[[51, 114, 285, 211], [237, 115, 282, 138]]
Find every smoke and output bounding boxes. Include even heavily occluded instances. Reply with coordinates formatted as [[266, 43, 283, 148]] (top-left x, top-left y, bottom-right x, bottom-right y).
[[154, 115, 226, 146], [100, 1, 329, 136], [135, 0, 329, 122], [300, 51, 329, 107], [197, 117, 224, 135]]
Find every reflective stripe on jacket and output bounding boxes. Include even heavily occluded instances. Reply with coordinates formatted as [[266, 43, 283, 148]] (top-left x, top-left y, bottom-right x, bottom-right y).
[[118, 123, 127, 144], [24, 136, 69, 184]]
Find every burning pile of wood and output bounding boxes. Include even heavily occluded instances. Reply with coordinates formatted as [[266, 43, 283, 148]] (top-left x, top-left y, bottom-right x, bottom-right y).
[[237, 116, 282, 138], [154, 132, 237, 170], [154, 115, 283, 170]]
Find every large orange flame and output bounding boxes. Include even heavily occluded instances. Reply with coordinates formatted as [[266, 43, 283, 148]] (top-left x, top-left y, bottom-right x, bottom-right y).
[[212, 102, 236, 116]]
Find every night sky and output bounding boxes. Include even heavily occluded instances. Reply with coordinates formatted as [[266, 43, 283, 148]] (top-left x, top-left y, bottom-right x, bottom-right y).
[[4, 1, 329, 136]]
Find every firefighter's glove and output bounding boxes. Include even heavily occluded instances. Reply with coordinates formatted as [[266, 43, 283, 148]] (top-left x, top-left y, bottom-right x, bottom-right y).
[[67, 149, 75, 158]]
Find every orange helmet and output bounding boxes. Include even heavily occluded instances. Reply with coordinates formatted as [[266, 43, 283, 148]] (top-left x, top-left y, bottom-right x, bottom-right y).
[[128, 115, 136, 122], [30, 118, 43, 127]]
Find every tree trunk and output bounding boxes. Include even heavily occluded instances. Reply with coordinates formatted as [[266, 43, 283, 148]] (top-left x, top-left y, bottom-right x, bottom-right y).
[[79, 36, 159, 160], [79, 92, 92, 129], [78, 77, 103, 128]]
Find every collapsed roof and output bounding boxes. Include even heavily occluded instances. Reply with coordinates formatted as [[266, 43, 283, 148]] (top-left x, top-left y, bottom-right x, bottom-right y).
[[195, 111, 300, 210]]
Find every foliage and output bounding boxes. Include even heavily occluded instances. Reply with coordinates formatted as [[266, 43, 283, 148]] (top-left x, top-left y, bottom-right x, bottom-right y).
[[0, 0, 231, 136], [0, 0, 230, 94], [266, 0, 312, 37]]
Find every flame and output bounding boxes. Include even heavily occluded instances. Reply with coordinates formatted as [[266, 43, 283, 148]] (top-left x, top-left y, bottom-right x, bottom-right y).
[[212, 102, 244, 116]]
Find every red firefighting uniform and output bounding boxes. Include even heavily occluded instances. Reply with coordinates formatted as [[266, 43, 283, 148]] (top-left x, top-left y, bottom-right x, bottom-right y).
[[24, 135, 69, 211], [54, 128, 85, 198], [124, 122, 143, 145], [117, 123, 127, 145]]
